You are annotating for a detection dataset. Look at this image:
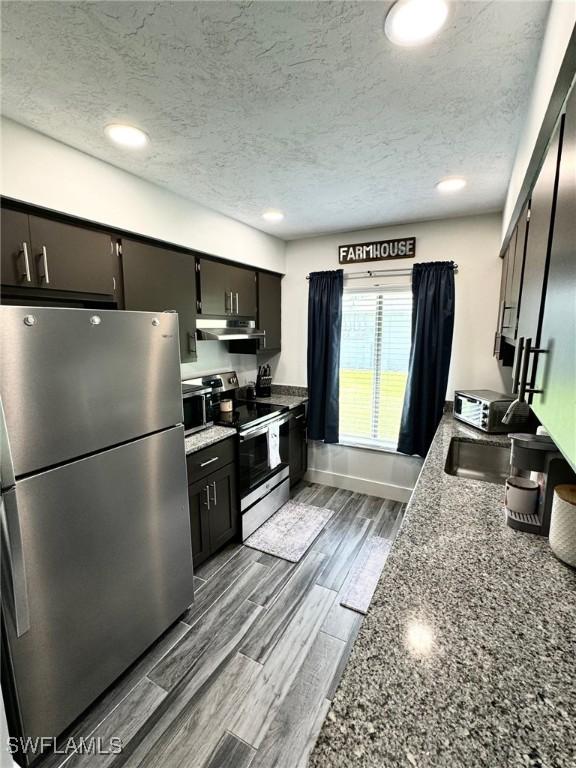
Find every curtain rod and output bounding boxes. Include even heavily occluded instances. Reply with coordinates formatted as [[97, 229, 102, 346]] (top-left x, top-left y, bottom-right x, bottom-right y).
[[305, 264, 458, 280]]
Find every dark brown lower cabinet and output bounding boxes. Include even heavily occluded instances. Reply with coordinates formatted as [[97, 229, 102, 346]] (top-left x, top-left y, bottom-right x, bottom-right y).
[[188, 452, 238, 567], [289, 405, 308, 486]]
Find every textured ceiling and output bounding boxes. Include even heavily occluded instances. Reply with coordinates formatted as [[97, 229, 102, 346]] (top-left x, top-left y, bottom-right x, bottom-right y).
[[1, 1, 549, 239]]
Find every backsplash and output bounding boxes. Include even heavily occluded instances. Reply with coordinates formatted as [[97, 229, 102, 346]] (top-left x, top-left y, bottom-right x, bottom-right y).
[[180, 341, 258, 385], [272, 384, 308, 397]]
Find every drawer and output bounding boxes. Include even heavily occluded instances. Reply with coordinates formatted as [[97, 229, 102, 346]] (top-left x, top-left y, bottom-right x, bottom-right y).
[[186, 437, 235, 484], [289, 403, 307, 428]]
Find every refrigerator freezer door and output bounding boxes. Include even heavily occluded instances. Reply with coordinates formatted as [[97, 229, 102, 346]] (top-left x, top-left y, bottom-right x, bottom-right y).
[[3, 426, 193, 744], [0, 307, 183, 478]]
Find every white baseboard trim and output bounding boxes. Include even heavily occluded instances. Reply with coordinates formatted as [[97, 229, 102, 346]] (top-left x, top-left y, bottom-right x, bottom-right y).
[[304, 468, 413, 503]]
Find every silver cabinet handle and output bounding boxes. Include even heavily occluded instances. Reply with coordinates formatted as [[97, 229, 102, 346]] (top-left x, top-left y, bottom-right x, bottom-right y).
[[211, 481, 217, 505], [512, 337, 525, 395], [295, 414, 304, 420], [1, 490, 31, 637], [204, 486, 211, 510], [39, 245, 50, 284], [20, 242, 31, 282], [235, 292, 239, 314], [517, 336, 532, 402], [200, 456, 218, 468]]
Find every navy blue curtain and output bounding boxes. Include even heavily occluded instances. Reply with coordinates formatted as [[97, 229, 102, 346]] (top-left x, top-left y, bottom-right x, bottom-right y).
[[397, 261, 455, 457], [307, 269, 344, 443]]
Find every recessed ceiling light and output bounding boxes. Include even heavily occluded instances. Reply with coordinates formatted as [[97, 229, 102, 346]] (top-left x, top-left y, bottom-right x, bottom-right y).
[[385, 0, 449, 47], [262, 209, 285, 223], [436, 177, 467, 193], [104, 123, 149, 149]]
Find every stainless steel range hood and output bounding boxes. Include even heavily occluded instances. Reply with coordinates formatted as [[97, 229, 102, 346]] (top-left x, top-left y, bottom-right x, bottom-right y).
[[196, 318, 266, 342]]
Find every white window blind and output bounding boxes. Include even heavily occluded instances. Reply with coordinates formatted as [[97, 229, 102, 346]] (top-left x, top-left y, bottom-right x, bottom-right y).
[[339, 287, 412, 449]]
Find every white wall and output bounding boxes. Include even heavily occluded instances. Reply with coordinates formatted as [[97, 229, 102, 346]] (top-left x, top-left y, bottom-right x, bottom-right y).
[[0, 118, 286, 380], [276, 213, 507, 499], [0, 118, 286, 274], [503, 0, 576, 237]]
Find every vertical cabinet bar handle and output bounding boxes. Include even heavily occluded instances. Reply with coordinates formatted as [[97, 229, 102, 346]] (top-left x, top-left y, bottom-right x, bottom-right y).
[[512, 337, 525, 395], [211, 481, 217, 505], [235, 292, 239, 314], [40, 245, 50, 285], [20, 242, 31, 282], [518, 337, 532, 402], [204, 486, 211, 510]]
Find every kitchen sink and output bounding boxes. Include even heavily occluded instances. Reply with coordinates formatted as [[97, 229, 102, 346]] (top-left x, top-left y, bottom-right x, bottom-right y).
[[444, 438, 510, 484]]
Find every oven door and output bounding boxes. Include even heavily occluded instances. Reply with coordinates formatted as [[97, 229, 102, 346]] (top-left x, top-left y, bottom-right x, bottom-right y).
[[238, 415, 290, 498], [183, 392, 212, 434]]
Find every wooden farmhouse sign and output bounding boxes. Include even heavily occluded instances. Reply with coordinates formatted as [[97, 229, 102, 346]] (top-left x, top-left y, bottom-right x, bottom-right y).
[[338, 237, 416, 264]]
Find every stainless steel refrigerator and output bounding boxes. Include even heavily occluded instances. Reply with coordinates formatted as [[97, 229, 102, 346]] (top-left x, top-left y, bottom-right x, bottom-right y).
[[0, 306, 194, 761]]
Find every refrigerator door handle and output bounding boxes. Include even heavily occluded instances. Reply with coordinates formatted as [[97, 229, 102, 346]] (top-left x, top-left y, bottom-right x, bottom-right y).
[[0, 398, 15, 489], [1, 490, 31, 637]]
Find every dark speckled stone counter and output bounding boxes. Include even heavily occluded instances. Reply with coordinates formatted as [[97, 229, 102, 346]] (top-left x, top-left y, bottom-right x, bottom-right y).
[[310, 415, 576, 768], [184, 425, 236, 454]]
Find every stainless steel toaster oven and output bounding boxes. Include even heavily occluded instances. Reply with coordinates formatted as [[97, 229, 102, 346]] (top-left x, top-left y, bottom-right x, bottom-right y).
[[453, 390, 516, 433]]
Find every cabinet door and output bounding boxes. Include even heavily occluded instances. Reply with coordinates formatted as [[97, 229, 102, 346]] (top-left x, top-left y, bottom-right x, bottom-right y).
[[188, 478, 212, 568], [500, 230, 517, 340], [533, 98, 576, 469], [259, 272, 282, 350], [509, 203, 529, 340], [229, 266, 257, 317], [199, 259, 256, 317], [515, 124, 562, 347], [1, 209, 36, 287], [207, 462, 239, 552], [28, 216, 114, 295], [122, 239, 197, 362], [512, 122, 563, 392], [289, 406, 308, 486]]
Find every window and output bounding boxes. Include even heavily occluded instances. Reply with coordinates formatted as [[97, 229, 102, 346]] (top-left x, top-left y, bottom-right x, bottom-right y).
[[339, 287, 412, 450]]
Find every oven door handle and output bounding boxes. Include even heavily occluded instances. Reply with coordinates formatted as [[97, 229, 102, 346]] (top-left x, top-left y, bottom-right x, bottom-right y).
[[239, 414, 290, 441]]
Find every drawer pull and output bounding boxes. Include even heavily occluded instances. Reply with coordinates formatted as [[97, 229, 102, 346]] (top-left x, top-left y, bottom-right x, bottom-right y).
[[200, 456, 219, 468]]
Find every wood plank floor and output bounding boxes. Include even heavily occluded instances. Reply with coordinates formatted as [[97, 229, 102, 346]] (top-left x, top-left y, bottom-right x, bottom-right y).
[[37, 483, 405, 768]]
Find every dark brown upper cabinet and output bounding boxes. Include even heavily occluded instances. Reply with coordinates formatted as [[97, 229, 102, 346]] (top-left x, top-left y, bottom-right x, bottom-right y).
[[198, 258, 256, 317], [258, 272, 282, 351], [1, 208, 35, 288], [121, 238, 197, 363], [532, 92, 575, 468], [27, 215, 114, 295], [496, 202, 529, 347], [515, 122, 563, 350]]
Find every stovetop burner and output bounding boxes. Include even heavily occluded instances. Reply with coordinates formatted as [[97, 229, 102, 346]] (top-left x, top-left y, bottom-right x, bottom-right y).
[[214, 400, 287, 431]]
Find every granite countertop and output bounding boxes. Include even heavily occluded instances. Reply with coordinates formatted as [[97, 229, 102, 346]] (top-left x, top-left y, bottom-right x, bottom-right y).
[[252, 394, 308, 410], [184, 425, 236, 454], [311, 416, 576, 768]]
